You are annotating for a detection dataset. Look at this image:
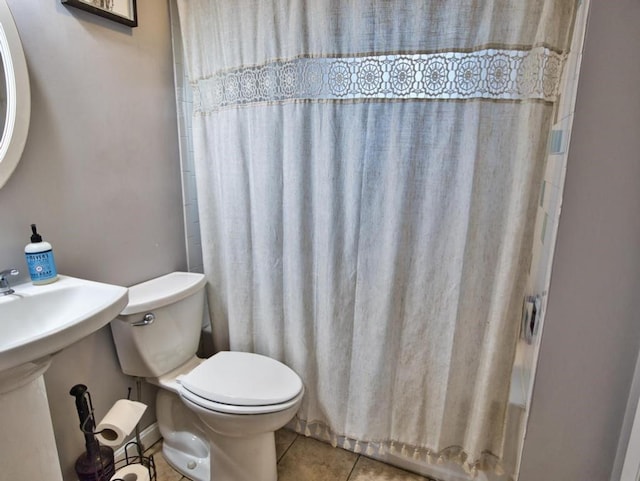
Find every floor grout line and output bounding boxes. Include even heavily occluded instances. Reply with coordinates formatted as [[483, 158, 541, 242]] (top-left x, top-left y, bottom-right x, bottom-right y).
[[277, 433, 299, 464], [345, 454, 361, 481]]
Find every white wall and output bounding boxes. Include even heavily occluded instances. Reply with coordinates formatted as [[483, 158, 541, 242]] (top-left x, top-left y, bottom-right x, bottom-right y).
[[0, 1, 185, 479], [519, 1, 640, 480]]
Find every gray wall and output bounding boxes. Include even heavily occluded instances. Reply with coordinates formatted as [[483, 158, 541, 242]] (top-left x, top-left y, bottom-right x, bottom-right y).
[[0, 0, 185, 479], [520, 1, 640, 480]]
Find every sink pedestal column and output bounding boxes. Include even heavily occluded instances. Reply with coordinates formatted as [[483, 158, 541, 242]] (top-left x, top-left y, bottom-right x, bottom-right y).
[[0, 358, 63, 481]]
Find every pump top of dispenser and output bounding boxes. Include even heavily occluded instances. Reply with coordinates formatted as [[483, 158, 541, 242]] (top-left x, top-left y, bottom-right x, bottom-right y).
[[30, 224, 42, 243]]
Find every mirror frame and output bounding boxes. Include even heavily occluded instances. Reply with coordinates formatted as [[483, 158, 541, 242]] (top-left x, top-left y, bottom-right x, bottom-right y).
[[0, 0, 29, 190]]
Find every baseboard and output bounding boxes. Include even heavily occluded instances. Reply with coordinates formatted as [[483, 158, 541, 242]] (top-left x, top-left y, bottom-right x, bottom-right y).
[[113, 422, 161, 462]]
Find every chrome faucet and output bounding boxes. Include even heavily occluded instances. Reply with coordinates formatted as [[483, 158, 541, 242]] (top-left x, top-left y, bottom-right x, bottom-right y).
[[0, 268, 19, 296]]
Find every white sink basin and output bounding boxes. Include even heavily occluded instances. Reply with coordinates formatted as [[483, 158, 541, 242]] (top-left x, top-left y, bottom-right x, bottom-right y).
[[0, 275, 128, 374], [0, 274, 128, 481]]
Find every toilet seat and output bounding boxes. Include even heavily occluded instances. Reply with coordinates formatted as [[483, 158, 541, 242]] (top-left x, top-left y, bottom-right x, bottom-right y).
[[178, 351, 304, 415], [180, 385, 304, 415]]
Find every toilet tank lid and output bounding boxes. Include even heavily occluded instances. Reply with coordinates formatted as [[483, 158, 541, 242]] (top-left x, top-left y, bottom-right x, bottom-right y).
[[120, 272, 206, 315]]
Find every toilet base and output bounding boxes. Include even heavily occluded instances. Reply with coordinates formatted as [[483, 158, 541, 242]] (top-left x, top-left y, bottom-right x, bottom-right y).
[[163, 441, 210, 481], [207, 431, 277, 481], [155, 388, 211, 481], [180, 391, 303, 481]]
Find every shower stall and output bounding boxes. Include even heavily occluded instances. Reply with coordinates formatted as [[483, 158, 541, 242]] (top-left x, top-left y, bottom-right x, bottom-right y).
[[169, 1, 590, 479]]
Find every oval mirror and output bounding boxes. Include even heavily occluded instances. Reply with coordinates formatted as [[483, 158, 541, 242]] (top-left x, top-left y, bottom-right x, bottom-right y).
[[0, 0, 30, 190]]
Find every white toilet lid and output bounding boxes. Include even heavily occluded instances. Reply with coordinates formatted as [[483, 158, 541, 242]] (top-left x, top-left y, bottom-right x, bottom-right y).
[[179, 351, 303, 407]]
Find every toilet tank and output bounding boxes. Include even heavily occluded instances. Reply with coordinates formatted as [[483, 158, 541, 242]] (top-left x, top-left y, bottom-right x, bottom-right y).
[[110, 272, 206, 378]]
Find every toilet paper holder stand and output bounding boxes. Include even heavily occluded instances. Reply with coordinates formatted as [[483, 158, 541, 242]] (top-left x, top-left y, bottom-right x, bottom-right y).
[[112, 440, 157, 481], [70, 384, 157, 481]]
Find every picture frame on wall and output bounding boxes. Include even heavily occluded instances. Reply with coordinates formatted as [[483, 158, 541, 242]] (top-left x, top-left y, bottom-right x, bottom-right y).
[[62, 0, 138, 28]]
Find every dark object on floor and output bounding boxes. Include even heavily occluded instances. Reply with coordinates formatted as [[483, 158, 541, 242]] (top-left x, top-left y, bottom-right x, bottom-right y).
[[70, 384, 116, 481]]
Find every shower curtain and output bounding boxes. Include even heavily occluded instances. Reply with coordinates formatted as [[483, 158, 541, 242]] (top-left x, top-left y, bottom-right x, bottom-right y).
[[177, 0, 576, 474]]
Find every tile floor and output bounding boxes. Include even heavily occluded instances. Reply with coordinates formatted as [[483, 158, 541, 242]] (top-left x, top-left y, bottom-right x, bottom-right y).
[[147, 429, 433, 481]]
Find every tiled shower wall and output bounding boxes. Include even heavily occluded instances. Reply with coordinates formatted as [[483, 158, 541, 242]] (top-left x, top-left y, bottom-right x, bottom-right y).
[[170, 0, 203, 274]]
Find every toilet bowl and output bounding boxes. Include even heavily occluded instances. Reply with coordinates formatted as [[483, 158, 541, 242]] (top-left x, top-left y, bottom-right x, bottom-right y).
[[109, 272, 303, 481]]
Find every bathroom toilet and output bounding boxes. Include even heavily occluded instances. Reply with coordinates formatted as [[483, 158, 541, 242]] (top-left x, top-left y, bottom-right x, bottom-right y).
[[110, 272, 304, 481]]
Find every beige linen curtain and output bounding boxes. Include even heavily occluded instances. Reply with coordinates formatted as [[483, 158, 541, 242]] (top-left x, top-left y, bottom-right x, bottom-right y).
[[177, 0, 576, 475]]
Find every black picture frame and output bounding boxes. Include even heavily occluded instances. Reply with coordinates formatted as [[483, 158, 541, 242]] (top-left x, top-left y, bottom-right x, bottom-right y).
[[62, 0, 138, 28]]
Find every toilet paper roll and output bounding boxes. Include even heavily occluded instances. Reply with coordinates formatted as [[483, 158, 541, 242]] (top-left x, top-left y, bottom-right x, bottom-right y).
[[95, 399, 147, 447], [109, 463, 150, 481]]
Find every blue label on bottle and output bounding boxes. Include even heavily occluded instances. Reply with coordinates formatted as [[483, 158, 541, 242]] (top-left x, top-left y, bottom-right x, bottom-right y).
[[26, 250, 57, 281]]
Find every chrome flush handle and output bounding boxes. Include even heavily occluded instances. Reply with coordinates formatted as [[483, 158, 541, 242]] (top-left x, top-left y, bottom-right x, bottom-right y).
[[131, 312, 155, 327]]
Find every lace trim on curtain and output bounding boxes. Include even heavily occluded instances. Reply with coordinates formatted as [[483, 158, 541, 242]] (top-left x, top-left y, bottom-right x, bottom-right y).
[[192, 46, 565, 113], [288, 417, 507, 479]]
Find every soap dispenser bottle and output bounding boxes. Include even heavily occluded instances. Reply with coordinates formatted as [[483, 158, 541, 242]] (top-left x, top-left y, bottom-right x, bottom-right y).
[[25, 223, 58, 284]]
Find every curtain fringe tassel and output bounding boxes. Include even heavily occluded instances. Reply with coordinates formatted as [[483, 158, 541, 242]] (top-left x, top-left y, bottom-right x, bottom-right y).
[[291, 417, 506, 477]]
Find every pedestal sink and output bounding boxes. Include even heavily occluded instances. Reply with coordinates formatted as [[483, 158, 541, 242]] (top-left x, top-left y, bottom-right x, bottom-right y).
[[0, 275, 128, 481]]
